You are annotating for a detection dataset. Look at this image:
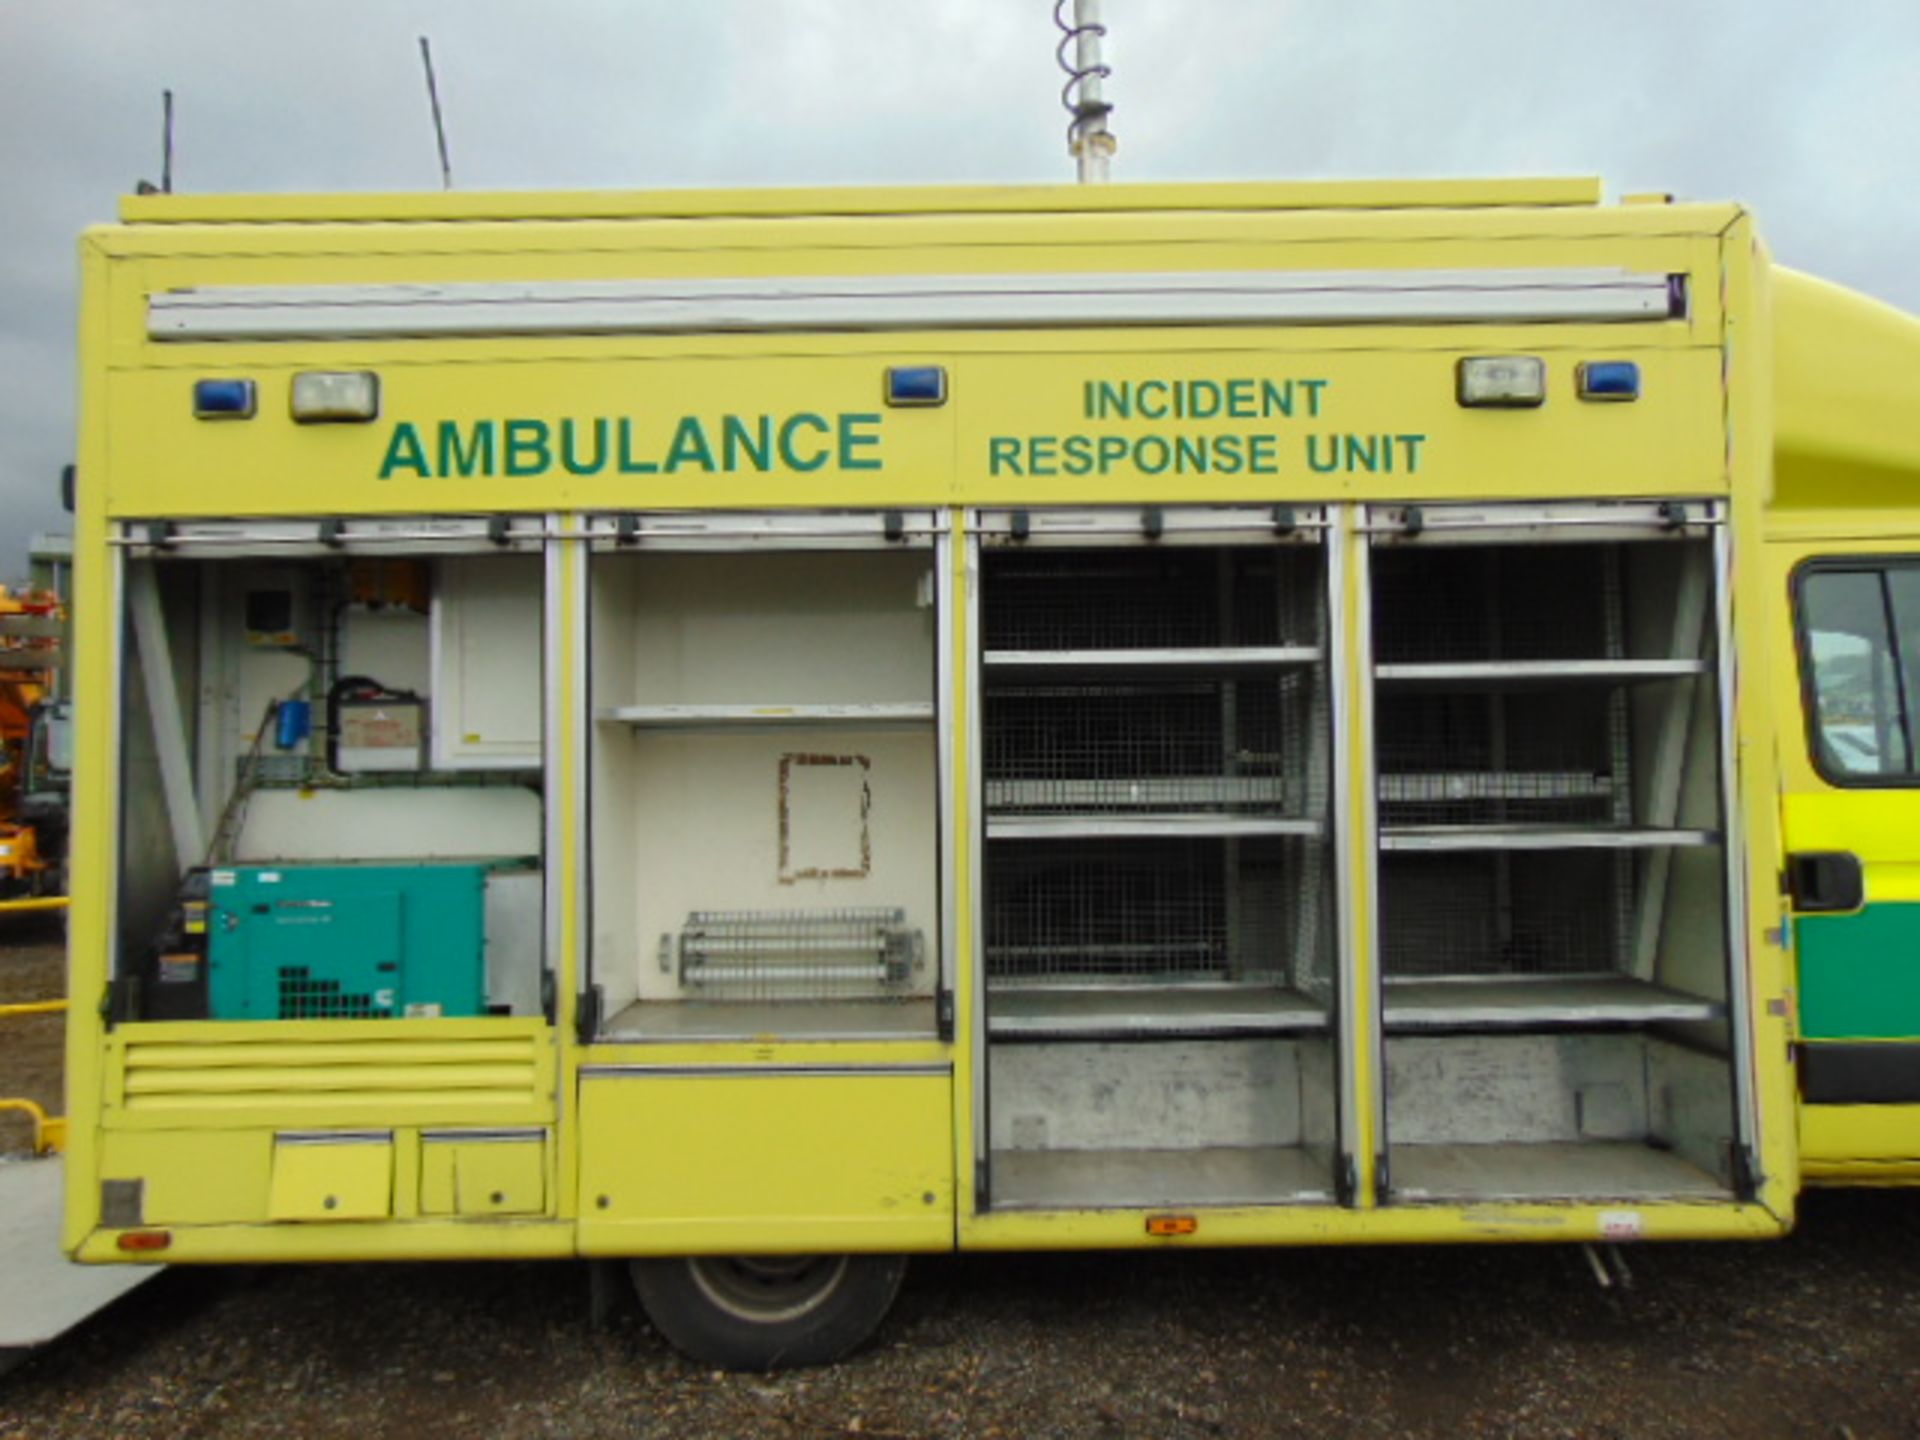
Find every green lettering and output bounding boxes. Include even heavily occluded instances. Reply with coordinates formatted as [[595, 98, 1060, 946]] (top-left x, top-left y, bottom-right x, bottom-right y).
[[1249, 434, 1279, 474], [838, 413, 883, 472], [1029, 436, 1059, 476], [1398, 434, 1427, 472], [504, 419, 551, 477], [778, 413, 831, 472], [1188, 380, 1222, 420], [1096, 435, 1129, 473], [1095, 381, 1130, 419], [617, 418, 658, 474], [437, 420, 496, 478], [1303, 379, 1329, 417], [1258, 379, 1292, 418], [1212, 434, 1245, 475], [560, 418, 608, 476], [1135, 435, 1170, 475], [1138, 380, 1170, 421], [1306, 435, 1339, 473], [378, 422, 430, 480], [722, 415, 773, 472], [1229, 379, 1258, 419], [1174, 435, 1210, 473], [665, 417, 717, 473], [1063, 434, 1094, 476], [988, 436, 1023, 475]]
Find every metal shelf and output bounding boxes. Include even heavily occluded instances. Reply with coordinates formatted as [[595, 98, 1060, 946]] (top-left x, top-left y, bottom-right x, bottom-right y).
[[988, 814, 1323, 841], [1380, 825, 1715, 852], [599, 702, 934, 727], [1382, 976, 1724, 1031], [1375, 659, 1707, 690], [989, 984, 1327, 1039], [985, 646, 1321, 681]]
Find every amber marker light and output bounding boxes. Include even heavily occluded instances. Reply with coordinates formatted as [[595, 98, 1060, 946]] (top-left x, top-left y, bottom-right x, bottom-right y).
[[116, 1230, 173, 1253], [1145, 1214, 1198, 1237]]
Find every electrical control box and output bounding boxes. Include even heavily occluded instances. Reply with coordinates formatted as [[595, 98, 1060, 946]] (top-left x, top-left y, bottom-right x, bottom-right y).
[[206, 863, 488, 1020]]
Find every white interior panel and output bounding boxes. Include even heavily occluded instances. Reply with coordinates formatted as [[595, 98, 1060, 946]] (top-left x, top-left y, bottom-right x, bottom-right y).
[[234, 786, 542, 861], [619, 551, 934, 707], [432, 554, 544, 768], [621, 727, 939, 1001]]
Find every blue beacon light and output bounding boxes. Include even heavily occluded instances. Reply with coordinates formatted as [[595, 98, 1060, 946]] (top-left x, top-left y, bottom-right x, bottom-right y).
[[885, 366, 948, 407], [1577, 361, 1641, 402], [193, 378, 258, 419]]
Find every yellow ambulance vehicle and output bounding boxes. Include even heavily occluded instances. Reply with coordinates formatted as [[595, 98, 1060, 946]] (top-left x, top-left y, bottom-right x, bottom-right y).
[[62, 177, 1920, 1368]]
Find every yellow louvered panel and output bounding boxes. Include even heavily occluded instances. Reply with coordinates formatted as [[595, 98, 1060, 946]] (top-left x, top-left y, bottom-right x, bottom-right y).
[[107, 1021, 556, 1131]]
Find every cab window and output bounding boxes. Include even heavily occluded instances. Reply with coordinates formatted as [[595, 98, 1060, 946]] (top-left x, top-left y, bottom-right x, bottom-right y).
[[1797, 563, 1920, 783]]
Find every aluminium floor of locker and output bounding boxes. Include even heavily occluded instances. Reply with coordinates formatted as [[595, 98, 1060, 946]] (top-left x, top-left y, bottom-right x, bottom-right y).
[[1387, 1141, 1728, 1201], [989, 1145, 1338, 1209]]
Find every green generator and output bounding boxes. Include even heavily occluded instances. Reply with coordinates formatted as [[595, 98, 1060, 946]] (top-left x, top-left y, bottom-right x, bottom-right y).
[[206, 863, 488, 1020]]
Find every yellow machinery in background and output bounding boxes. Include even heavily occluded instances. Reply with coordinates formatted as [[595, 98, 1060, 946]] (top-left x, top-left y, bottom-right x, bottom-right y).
[[0, 585, 69, 900]]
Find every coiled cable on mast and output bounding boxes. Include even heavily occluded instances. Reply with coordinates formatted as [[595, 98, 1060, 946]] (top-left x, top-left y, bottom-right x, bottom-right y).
[[1054, 0, 1115, 168]]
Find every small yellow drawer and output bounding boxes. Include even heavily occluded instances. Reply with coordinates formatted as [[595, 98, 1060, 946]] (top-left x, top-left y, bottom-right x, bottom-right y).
[[268, 1132, 394, 1221], [420, 1130, 548, 1217]]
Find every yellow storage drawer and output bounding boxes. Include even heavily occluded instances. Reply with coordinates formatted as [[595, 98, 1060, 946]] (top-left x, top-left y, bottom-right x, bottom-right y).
[[578, 1063, 954, 1256], [267, 1132, 394, 1221], [419, 1129, 550, 1216]]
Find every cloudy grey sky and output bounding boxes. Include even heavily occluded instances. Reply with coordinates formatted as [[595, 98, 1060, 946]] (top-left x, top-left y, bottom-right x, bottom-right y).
[[3, 1, 1916, 576]]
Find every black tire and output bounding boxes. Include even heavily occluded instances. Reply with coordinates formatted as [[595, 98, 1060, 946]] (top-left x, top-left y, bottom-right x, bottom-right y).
[[629, 1253, 907, 1371]]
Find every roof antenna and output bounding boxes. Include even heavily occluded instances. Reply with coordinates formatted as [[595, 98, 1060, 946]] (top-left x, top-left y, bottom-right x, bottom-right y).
[[137, 90, 175, 195], [418, 36, 454, 190], [161, 89, 175, 193], [1055, 0, 1115, 183]]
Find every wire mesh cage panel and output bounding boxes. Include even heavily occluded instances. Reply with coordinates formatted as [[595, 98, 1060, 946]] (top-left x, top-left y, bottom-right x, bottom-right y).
[[666, 908, 925, 1003], [1372, 544, 1613, 663], [985, 836, 1328, 989], [983, 547, 1319, 651], [986, 678, 1314, 815], [1379, 850, 1628, 979], [1376, 688, 1620, 828]]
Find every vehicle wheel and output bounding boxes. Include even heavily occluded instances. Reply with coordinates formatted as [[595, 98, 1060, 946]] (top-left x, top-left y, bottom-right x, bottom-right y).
[[629, 1253, 907, 1371]]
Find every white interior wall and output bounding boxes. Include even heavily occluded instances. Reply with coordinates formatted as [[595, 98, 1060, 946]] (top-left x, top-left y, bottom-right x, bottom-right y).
[[233, 786, 542, 861], [589, 548, 939, 1008], [433, 555, 544, 767], [622, 551, 934, 706], [626, 728, 939, 999]]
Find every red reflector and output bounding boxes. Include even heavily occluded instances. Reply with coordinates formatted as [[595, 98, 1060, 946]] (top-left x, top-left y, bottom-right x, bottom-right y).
[[1145, 1214, 1198, 1237], [116, 1230, 172, 1253]]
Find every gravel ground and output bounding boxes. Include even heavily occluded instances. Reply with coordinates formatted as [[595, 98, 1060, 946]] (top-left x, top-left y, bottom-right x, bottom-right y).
[[6, 919, 1920, 1437], [2, 1198, 1919, 1438]]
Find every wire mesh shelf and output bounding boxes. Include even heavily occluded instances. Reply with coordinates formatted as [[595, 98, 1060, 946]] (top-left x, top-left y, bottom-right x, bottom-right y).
[[985, 835, 1329, 990], [1371, 543, 1614, 663], [1378, 850, 1626, 978], [983, 547, 1320, 652], [985, 677, 1318, 816]]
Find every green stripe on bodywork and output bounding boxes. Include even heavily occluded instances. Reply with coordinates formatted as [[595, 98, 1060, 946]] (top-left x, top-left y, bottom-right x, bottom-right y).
[[1797, 902, 1920, 1040]]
